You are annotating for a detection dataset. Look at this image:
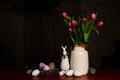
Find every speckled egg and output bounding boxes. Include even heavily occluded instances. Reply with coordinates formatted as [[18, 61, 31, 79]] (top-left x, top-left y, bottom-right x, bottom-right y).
[[66, 70, 73, 76], [89, 67, 96, 75], [32, 69, 40, 76], [59, 71, 65, 75]]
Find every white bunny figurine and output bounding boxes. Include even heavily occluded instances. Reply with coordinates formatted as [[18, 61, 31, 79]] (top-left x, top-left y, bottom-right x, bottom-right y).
[[59, 45, 70, 75]]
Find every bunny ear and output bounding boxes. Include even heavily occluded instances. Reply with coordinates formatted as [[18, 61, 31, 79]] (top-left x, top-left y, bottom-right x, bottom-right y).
[[61, 45, 67, 50], [61, 46, 64, 50], [65, 45, 67, 49]]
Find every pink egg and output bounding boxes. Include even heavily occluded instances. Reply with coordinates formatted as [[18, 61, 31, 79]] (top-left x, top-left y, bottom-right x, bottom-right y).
[[43, 65, 50, 71], [39, 63, 46, 68]]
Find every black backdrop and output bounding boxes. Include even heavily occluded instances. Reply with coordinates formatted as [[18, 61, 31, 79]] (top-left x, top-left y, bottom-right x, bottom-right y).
[[0, 0, 120, 69]]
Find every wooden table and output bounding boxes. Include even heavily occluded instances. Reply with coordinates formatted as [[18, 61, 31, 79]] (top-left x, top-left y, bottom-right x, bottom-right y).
[[0, 69, 120, 80]]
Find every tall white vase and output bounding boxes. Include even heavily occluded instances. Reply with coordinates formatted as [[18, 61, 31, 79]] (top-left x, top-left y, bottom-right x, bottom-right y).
[[70, 46, 89, 75]]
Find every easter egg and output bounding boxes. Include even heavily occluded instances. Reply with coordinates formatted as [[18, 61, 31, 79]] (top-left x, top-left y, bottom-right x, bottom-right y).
[[66, 70, 73, 76], [59, 71, 65, 75], [32, 69, 40, 76], [26, 69, 33, 75]]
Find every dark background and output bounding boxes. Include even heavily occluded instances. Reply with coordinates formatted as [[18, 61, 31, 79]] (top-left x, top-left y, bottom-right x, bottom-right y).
[[0, 0, 120, 69]]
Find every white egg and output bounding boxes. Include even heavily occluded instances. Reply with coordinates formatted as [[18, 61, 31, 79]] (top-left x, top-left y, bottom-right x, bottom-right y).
[[66, 70, 73, 76], [32, 69, 40, 76], [59, 71, 65, 75], [74, 71, 82, 77]]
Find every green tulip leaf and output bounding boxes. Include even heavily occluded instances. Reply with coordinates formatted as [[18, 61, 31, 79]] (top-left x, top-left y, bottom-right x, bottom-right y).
[[63, 19, 68, 24], [84, 33, 89, 43]]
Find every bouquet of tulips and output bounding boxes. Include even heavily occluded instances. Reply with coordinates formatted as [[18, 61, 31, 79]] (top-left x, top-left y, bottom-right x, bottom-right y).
[[62, 11, 103, 46]]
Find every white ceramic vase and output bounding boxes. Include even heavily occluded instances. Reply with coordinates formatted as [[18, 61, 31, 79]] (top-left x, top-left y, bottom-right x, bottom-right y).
[[70, 46, 89, 75]]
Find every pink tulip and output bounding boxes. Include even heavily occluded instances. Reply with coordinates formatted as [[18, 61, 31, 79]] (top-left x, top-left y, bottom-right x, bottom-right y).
[[68, 28, 73, 32], [90, 13, 96, 20], [72, 20, 78, 26], [97, 21, 103, 27], [68, 22, 72, 27], [62, 12, 68, 18], [82, 17, 87, 23]]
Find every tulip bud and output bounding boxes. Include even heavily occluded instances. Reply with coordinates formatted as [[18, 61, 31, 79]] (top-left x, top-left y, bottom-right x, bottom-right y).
[[82, 17, 87, 23], [72, 20, 78, 26], [68, 22, 72, 27], [62, 12, 68, 18], [68, 28, 73, 32], [90, 13, 96, 20], [97, 21, 103, 27]]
